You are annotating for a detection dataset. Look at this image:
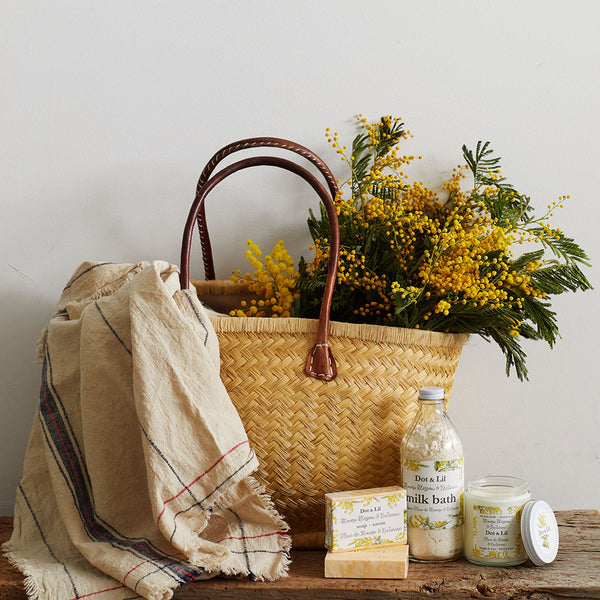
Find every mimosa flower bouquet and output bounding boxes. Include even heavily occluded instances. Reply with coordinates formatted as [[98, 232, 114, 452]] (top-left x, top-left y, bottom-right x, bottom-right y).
[[231, 116, 592, 380]]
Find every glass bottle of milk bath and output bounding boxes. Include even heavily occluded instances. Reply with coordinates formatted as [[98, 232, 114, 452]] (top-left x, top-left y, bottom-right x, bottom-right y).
[[400, 386, 464, 562]]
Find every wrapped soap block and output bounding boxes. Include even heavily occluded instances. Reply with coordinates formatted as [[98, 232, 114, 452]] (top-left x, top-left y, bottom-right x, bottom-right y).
[[325, 486, 407, 552], [324, 543, 409, 579]]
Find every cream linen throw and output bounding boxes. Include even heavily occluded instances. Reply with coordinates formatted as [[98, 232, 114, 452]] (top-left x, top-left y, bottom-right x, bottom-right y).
[[4, 261, 291, 600]]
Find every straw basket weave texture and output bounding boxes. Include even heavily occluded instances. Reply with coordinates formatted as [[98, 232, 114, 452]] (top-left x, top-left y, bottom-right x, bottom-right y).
[[191, 284, 468, 548], [180, 138, 468, 548]]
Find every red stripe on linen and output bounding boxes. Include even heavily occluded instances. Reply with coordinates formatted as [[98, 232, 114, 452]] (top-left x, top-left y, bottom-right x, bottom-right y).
[[68, 584, 127, 599], [156, 440, 250, 525], [123, 557, 196, 585], [122, 558, 153, 583]]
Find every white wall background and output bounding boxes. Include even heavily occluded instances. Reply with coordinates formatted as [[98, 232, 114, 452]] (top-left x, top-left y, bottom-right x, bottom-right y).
[[2, 0, 599, 516]]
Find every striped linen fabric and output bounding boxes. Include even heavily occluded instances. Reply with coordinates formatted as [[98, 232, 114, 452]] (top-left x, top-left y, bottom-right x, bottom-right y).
[[3, 261, 291, 600]]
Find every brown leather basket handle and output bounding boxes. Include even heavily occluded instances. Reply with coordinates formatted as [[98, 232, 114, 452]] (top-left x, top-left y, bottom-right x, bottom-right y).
[[180, 153, 340, 381], [194, 137, 339, 280]]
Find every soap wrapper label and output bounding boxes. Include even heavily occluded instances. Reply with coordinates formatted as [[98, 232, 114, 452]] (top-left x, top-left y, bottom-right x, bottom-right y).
[[402, 458, 464, 529], [325, 486, 407, 552]]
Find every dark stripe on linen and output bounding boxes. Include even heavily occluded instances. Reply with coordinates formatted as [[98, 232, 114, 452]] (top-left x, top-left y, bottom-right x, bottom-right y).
[[167, 451, 256, 545], [39, 349, 204, 586], [225, 505, 254, 580], [93, 301, 132, 356], [139, 424, 199, 504], [63, 262, 115, 291], [182, 290, 209, 346], [18, 484, 80, 598]]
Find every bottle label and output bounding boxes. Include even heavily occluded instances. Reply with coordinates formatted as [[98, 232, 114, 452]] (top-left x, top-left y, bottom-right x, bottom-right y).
[[401, 458, 464, 529], [469, 503, 526, 561]]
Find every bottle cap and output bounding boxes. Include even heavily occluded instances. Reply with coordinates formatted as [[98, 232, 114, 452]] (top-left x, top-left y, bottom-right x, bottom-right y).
[[418, 386, 445, 400], [520, 500, 559, 566]]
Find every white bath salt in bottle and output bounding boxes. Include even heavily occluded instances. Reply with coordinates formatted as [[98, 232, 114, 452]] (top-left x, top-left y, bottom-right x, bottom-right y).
[[400, 386, 464, 562]]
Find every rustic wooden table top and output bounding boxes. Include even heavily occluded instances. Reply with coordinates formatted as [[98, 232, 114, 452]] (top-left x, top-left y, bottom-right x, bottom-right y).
[[1, 510, 598, 599]]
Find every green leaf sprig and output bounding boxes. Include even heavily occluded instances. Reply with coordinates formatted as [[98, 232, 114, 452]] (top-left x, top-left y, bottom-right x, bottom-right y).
[[296, 116, 592, 380]]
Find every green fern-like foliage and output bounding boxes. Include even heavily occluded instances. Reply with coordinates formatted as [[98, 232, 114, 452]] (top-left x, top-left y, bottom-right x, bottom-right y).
[[295, 116, 592, 380]]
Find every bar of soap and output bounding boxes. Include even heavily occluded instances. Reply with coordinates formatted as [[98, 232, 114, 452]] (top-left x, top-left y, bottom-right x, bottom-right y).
[[325, 486, 407, 552], [324, 544, 409, 579]]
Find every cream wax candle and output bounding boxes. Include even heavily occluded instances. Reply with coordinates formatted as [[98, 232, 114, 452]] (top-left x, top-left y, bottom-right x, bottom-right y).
[[464, 476, 531, 566]]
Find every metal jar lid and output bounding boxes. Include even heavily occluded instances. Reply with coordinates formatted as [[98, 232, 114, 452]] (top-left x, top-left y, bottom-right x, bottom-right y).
[[521, 500, 559, 566]]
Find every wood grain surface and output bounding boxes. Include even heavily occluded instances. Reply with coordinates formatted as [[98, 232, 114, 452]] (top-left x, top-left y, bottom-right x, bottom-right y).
[[1, 510, 598, 599]]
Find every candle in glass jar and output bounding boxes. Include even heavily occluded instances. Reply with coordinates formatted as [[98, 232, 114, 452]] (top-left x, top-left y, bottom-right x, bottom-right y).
[[464, 476, 531, 566]]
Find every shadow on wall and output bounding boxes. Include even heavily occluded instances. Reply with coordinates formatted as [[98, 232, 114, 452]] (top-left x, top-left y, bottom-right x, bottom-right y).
[[0, 291, 54, 516]]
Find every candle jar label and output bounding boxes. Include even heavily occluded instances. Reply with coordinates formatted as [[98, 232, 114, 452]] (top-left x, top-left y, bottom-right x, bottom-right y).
[[470, 504, 526, 561], [401, 458, 464, 529]]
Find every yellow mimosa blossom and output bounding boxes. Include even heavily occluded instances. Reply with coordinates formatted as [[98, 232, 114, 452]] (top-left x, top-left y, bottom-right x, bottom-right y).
[[230, 116, 591, 380], [231, 239, 300, 318]]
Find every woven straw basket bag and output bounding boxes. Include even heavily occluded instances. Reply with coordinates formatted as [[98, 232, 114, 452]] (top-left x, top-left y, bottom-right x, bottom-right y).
[[180, 138, 468, 548]]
